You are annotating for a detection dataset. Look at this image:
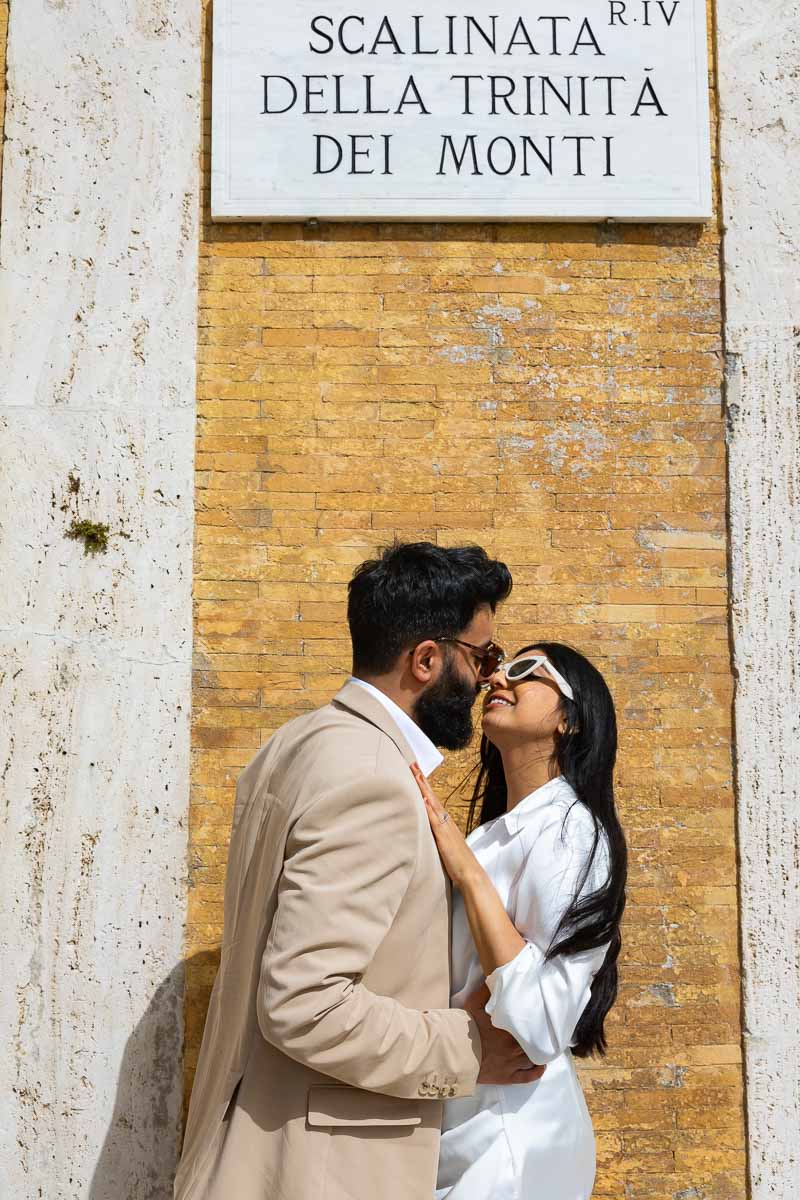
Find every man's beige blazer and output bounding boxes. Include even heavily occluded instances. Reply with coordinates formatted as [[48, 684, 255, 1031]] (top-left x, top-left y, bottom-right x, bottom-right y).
[[174, 681, 482, 1200]]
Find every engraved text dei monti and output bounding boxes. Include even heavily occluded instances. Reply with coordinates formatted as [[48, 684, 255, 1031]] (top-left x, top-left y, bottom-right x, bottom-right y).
[[213, 1, 711, 220]]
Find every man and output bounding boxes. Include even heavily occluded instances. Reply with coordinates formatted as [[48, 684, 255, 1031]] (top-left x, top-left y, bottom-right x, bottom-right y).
[[174, 542, 542, 1200]]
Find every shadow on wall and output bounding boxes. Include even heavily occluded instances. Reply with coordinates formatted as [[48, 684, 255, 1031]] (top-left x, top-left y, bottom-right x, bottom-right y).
[[89, 951, 220, 1200]]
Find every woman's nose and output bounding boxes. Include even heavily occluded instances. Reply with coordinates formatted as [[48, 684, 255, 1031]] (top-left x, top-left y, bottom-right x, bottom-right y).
[[486, 665, 508, 687]]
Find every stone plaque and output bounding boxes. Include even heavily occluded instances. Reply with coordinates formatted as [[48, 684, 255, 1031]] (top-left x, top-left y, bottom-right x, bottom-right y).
[[212, 0, 712, 221]]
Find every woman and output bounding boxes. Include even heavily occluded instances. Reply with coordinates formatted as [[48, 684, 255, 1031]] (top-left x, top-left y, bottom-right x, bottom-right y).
[[411, 642, 627, 1200]]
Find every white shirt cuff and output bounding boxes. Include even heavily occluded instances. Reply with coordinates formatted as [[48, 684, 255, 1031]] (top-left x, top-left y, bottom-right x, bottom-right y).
[[484, 940, 544, 1017]]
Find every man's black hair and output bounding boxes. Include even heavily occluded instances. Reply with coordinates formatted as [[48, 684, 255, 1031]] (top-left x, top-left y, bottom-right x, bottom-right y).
[[347, 541, 512, 676]]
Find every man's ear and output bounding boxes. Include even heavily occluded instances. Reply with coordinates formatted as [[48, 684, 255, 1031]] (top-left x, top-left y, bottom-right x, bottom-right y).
[[409, 639, 441, 684]]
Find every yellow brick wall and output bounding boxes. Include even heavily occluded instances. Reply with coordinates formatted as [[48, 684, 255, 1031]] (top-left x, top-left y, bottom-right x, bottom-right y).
[[187, 3, 746, 1195]]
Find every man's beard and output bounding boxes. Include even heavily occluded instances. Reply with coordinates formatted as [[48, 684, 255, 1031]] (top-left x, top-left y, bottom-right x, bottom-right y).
[[413, 655, 480, 750]]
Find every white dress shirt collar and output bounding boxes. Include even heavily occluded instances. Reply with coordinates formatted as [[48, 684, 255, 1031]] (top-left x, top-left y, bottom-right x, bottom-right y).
[[347, 677, 444, 778], [497, 775, 575, 835]]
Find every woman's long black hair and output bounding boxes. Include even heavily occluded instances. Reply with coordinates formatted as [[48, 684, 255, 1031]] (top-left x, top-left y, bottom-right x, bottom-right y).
[[467, 641, 627, 1057]]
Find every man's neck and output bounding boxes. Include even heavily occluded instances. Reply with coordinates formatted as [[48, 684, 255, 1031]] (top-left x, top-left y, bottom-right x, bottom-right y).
[[352, 673, 417, 720]]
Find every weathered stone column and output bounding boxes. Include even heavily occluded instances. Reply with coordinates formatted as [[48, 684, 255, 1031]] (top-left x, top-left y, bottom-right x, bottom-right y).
[[0, 2, 200, 1196], [717, 3, 800, 1194]]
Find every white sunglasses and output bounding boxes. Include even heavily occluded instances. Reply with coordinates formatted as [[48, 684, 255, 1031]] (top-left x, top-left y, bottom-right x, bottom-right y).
[[501, 654, 575, 702]]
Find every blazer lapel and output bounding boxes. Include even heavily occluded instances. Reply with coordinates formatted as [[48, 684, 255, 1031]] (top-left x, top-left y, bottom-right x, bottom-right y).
[[332, 681, 418, 767]]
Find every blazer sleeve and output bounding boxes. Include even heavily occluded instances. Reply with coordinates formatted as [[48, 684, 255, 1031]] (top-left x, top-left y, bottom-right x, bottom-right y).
[[484, 805, 610, 1065], [257, 771, 482, 1099]]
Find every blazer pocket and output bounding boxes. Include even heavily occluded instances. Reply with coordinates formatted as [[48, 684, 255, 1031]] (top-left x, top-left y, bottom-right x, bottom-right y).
[[307, 1086, 423, 1128]]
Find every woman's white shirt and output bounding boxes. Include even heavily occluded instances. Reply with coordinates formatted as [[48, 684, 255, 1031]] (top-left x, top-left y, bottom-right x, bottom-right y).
[[436, 776, 610, 1200]]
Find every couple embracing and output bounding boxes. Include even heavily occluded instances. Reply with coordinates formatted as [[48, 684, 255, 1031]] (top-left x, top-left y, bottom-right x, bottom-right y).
[[175, 541, 627, 1200]]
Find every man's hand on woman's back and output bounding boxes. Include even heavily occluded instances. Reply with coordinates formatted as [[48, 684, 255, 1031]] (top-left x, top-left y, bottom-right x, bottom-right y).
[[465, 984, 546, 1086]]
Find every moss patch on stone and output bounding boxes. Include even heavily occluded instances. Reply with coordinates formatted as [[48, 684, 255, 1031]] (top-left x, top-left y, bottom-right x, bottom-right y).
[[65, 518, 110, 556]]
